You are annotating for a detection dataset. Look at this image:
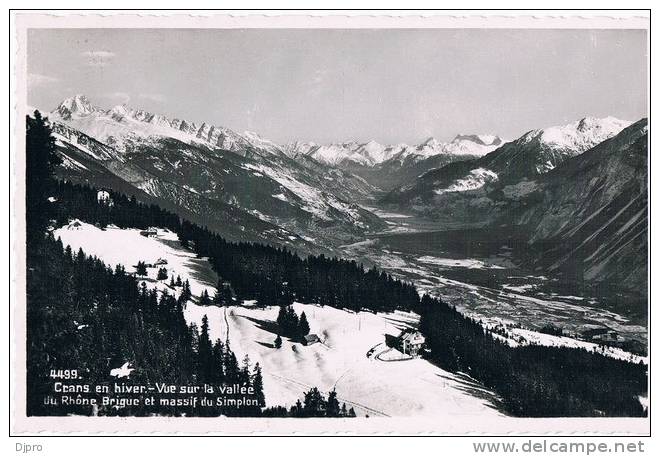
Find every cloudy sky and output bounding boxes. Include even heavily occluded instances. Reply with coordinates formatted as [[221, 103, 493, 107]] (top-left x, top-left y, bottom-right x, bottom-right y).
[[27, 28, 647, 144]]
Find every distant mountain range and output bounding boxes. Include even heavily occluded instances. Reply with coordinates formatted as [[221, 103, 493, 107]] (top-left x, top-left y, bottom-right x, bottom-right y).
[[284, 134, 503, 167], [383, 116, 632, 213], [284, 134, 504, 191]]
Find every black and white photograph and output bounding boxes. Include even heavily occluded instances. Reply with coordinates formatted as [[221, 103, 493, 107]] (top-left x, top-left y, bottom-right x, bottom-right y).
[[9, 9, 652, 441]]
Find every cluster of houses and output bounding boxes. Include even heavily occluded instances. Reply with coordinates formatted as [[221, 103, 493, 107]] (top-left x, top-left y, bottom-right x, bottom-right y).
[[301, 329, 425, 358], [582, 327, 622, 344]]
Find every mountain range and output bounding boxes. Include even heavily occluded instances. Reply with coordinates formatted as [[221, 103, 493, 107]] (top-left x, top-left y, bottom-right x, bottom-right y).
[[382, 116, 632, 219], [48, 95, 385, 251], [284, 133, 504, 191], [36, 94, 646, 292]]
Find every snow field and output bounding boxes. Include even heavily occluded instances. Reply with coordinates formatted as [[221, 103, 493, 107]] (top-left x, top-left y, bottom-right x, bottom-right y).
[[53, 221, 503, 418]]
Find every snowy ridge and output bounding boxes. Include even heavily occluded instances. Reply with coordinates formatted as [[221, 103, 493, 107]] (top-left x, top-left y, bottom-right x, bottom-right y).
[[50, 94, 503, 168], [50, 94, 282, 155], [285, 134, 503, 167], [522, 116, 631, 151]]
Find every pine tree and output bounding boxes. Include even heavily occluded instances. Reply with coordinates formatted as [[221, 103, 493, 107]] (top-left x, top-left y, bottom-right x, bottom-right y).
[[276, 305, 287, 330], [180, 279, 192, 302], [326, 389, 340, 417], [176, 275, 182, 287], [299, 311, 310, 336], [213, 281, 232, 306], [197, 314, 214, 382], [290, 399, 303, 417], [252, 363, 265, 408], [240, 354, 251, 385], [303, 387, 325, 417], [26, 110, 61, 242], [169, 276, 175, 287], [224, 349, 240, 383], [287, 306, 299, 336], [274, 334, 282, 349], [135, 261, 147, 277], [211, 340, 225, 383]]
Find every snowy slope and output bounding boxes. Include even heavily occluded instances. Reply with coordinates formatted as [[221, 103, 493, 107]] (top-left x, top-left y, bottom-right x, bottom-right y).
[[485, 116, 632, 177], [53, 221, 219, 299], [216, 303, 502, 416], [52, 220, 503, 417]]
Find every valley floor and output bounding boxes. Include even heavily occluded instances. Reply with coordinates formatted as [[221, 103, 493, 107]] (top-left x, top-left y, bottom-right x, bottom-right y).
[[350, 206, 647, 359]]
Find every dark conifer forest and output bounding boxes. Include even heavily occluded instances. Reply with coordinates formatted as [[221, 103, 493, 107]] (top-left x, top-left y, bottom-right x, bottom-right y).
[[417, 295, 647, 417], [27, 111, 648, 417]]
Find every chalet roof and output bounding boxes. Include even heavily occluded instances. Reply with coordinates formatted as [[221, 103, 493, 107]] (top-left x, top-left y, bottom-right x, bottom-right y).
[[399, 330, 425, 344]]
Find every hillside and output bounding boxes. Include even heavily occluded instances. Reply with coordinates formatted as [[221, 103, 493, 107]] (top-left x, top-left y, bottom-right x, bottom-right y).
[[511, 119, 648, 292], [52, 219, 502, 416], [45, 97, 385, 250]]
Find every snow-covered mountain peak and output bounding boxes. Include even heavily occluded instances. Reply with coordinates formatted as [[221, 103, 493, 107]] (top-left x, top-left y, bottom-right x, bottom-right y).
[[520, 116, 632, 153], [56, 94, 97, 119], [289, 132, 504, 167], [109, 104, 130, 120], [48, 95, 289, 156]]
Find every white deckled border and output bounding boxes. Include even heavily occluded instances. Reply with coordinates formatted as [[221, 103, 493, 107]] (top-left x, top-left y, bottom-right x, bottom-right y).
[[9, 11, 650, 436]]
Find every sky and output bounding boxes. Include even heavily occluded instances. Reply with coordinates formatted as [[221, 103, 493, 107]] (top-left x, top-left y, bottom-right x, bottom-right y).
[[27, 28, 648, 145]]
